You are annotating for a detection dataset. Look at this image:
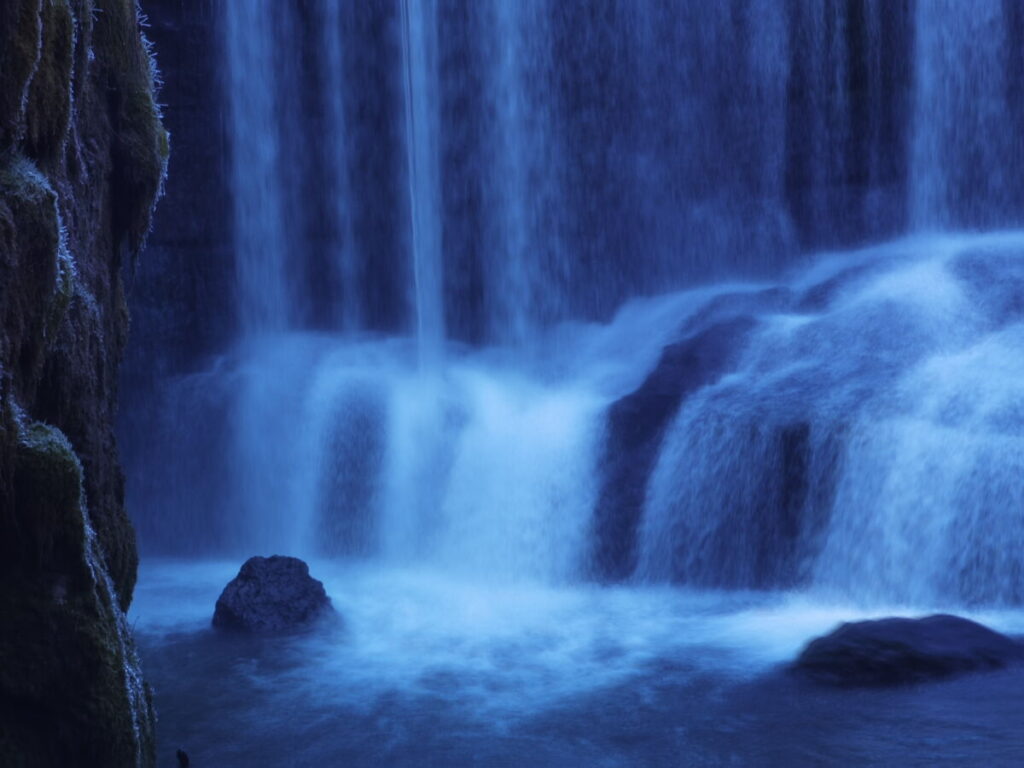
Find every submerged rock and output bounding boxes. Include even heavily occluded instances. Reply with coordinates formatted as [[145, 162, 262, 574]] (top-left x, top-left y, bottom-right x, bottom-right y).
[[792, 614, 1024, 687], [213, 556, 333, 633]]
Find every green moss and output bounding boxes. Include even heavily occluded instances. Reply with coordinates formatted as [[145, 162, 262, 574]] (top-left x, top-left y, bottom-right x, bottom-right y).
[[0, 154, 63, 387], [91, 0, 169, 257], [0, 0, 44, 150], [12, 420, 88, 575], [43, 234, 75, 343], [0, 152, 55, 204], [0, 418, 154, 766], [0, 152, 77, 387], [0, 571, 151, 767], [3, 0, 169, 256], [0, 154, 60, 270], [0, 2, 157, 764], [24, 0, 74, 168]]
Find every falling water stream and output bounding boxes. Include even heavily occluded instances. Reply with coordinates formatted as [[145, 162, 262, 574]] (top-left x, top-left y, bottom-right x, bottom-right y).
[[125, 1, 1024, 764]]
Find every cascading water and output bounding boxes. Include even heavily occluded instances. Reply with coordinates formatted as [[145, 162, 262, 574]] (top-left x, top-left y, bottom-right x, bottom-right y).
[[132, 0, 1024, 606], [399, 0, 445, 364], [124, 2, 1024, 762], [911, 0, 1017, 229], [318, 0, 361, 332], [127, 0, 1024, 602], [638, 233, 1024, 604]]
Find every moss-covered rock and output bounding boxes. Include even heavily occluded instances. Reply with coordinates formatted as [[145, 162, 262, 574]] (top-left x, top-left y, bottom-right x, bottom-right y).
[[0, 0, 166, 765], [92, 0, 169, 255], [9, 420, 87, 575], [0, 420, 155, 767], [0, 0, 44, 150], [0, 154, 62, 391], [24, 0, 74, 169]]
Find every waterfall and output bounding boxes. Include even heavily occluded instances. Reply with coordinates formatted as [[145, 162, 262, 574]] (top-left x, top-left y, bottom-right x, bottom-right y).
[[636, 232, 1024, 604], [911, 0, 1015, 229], [476, 0, 566, 343], [126, 0, 1024, 609], [318, 0, 361, 332], [223, 0, 293, 333], [213, 0, 1024, 346], [400, 0, 445, 365]]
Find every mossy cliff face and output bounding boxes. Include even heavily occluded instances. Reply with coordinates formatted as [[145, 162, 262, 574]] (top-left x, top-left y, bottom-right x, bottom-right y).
[[0, 0, 167, 765]]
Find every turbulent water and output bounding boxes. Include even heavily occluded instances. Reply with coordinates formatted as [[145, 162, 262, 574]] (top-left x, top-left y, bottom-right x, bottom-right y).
[[130, 228, 1024, 763], [123, 1, 1024, 765], [134, 559, 1024, 766], [133, 231, 1024, 605]]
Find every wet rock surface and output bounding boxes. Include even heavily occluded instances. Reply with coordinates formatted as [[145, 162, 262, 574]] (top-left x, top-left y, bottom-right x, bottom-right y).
[[591, 314, 757, 580], [213, 556, 333, 633], [0, 1, 167, 763], [792, 614, 1024, 687]]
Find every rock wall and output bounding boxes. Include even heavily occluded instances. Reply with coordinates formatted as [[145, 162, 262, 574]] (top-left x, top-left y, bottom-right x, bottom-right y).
[[0, 0, 167, 765]]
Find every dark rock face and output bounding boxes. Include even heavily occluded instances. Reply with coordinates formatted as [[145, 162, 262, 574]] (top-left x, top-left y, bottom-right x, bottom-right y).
[[213, 556, 333, 633], [591, 315, 756, 580], [793, 614, 1024, 687], [0, 0, 167, 765]]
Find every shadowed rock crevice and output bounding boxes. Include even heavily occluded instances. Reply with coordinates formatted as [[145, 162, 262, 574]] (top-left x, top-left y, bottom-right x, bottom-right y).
[[591, 316, 756, 581]]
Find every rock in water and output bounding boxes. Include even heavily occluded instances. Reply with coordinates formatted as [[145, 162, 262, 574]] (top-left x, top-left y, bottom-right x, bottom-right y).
[[213, 556, 333, 633], [792, 614, 1024, 686]]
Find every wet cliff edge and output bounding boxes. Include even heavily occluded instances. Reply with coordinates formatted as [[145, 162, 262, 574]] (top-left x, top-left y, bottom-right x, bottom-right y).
[[0, 0, 167, 764]]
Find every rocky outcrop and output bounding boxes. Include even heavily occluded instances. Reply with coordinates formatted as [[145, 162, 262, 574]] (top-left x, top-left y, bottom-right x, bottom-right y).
[[792, 615, 1024, 687], [213, 556, 334, 634], [590, 313, 757, 580], [0, 0, 167, 765]]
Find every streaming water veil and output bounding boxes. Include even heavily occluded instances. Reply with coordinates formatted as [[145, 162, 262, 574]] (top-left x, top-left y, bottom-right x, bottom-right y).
[[134, 229, 1024, 611], [200, 333, 617, 582], [128, 2, 1024, 612], [400, 0, 445, 367], [222, 1, 292, 333]]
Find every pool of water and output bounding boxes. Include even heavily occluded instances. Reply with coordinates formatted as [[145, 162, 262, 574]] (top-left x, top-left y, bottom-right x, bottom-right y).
[[133, 560, 1024, 767]]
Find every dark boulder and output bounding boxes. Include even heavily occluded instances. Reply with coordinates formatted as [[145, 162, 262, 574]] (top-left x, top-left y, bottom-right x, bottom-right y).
[[213, 556, 333, 633], [792, 614, 1024, 687]]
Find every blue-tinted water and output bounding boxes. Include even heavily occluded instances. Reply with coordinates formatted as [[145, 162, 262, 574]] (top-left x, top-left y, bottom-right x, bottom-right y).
[[125, 2, 1024, 764], [132, 231, 1024, 764], [134, 560, 1024, 767]]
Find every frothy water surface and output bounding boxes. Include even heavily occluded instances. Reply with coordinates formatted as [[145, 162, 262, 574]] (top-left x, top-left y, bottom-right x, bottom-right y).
[[134, 561, 1024, 766]]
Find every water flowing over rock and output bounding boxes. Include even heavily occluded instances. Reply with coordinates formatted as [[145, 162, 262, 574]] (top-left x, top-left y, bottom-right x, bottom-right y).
[[591, 314, 759, 580], [213, 556, 333, 634], [108, 2, 1024, 762], [792, 615, 1024, 687], [123, 3, 1024, 607]]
